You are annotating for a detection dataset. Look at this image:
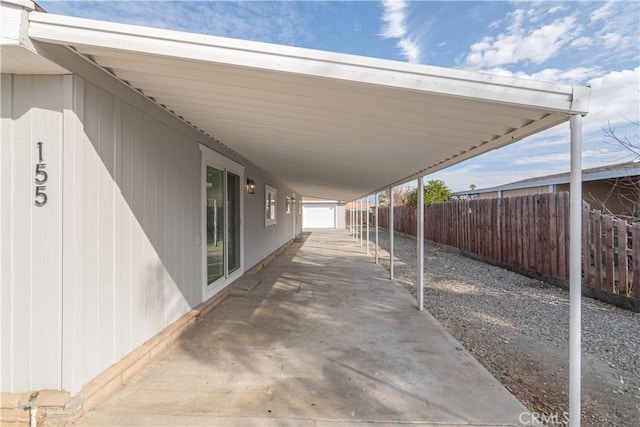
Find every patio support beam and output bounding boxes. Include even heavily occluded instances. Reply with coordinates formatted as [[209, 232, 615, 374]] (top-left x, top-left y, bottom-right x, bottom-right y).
[[390, 187, 394, 280], [366, 195, 370, 255], [375, 192, 379, 264], [417, 177, 424, 311], [569, 114, 582, 426]]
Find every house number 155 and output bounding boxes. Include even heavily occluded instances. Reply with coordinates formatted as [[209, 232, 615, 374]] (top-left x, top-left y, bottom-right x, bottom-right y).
[[34, 141, 48, 207]]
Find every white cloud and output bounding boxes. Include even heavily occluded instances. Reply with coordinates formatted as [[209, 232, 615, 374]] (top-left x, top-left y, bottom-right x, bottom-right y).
[[513, 153, 570, 165], [586, 67, 640, 129], [477, 66, 601, 84], [570, 36, 593, 48], [38, 1, 312, 47], [599, 32, 622, 49], [590, 1, 615, 22], [464, 9, 577, 69], [529, 67, 602, 83], [380, 0, 421, 63], [514, 149, 616, 165], [546, 5, 567, 15]]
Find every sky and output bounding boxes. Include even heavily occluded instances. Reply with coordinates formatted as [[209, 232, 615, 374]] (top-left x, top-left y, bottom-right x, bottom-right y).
[[38, 0, 640, 192]]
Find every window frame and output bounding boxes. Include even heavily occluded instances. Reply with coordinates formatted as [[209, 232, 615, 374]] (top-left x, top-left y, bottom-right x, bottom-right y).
[[265, 184, 277, 227]]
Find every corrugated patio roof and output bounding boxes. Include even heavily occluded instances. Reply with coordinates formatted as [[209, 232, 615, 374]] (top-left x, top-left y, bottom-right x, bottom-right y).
[[26, 11, 590, 201]]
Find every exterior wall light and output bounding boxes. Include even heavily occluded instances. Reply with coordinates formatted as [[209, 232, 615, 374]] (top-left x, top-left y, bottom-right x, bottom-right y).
[[246, 178, 256, 194]]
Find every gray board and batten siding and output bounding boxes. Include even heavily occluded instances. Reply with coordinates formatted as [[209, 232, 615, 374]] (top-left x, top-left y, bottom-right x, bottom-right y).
[[1, 42, 301, 394]]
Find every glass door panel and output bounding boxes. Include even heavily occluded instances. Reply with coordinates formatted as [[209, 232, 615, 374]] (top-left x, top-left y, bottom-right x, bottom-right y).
[[206, 166, 225, 284], [227, 172, 241, 274]]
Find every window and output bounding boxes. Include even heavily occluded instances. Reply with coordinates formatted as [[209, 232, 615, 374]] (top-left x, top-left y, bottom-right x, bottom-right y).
[[286, 196, 292, 214], [265, 184, 277, 227]]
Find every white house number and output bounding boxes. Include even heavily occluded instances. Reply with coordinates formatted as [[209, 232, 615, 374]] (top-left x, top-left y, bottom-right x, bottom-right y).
[[34, 141, 48, 207]]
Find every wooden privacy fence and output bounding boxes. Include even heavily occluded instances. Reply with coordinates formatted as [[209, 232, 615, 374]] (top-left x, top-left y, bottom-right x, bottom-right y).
[[376, 192, 639, 300]]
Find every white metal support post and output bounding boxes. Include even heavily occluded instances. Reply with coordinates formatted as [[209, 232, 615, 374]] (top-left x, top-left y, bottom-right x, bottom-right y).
[[417, 177, 424, 311], [390, 187, 394, 279], [352, 203, 355, 238], [366, 195, 370, 255], [569, 114, 583, 426], [353, 203, 356, 239], [375, 192, 379, 264], [359, 199, 363, 247]]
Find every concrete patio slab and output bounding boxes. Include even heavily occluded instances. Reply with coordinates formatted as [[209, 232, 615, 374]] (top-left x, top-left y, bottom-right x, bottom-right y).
[[78, 230, 529, 426]]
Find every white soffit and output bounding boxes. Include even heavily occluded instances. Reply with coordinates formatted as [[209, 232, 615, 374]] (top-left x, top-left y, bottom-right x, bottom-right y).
[[28, 12, 591, 201]]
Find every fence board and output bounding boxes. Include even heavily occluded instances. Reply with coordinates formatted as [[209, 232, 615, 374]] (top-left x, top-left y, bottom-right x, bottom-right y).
[[529, 197, 537, 271], [549, 194, 558, 277], [582, 206, 591, 286], [558, 194, 567, 279], [604, 215, 615, 292], [534, 195, 542, 272], [594, 210, 603, 289], [618, 219, 629, 295], [376, 192, 636, 304], [510, 198, 517, 265], [541, 195, 550, 275], [633, 223, 640, 299], [513, 197, 522, 266]]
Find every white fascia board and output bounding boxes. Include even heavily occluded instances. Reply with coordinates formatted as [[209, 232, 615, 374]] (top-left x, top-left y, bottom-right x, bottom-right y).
[[1, 0, 34, 9], [1, 0, 30, 45], [28, 11, 589, 115]]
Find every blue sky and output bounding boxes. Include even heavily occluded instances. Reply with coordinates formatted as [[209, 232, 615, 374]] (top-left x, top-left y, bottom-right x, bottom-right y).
[[38, 0, 639, 192]]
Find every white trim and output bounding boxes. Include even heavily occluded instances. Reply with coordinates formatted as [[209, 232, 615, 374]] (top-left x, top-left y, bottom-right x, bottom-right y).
[[264, 184, 277, 228], [200, 144, 244, 302]]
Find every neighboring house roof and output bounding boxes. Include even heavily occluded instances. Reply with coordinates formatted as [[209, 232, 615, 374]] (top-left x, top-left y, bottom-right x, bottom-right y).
[[454, 160, 640, 196], [4, 2, 590, 201]]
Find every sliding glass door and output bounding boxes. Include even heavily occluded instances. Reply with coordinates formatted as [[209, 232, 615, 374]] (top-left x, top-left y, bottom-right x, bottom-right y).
[[206, 166, 225, 284], [202, 146, 244, 297], [227, 172, 241, 275]]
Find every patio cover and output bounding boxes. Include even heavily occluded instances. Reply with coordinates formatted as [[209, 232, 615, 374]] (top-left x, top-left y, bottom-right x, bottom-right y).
[[7, 5, 591, 424], [26, 11, 590, 201]]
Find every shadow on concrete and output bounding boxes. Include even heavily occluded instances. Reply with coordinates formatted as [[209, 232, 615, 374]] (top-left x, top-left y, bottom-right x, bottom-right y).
[[77, 230, 530, 426]]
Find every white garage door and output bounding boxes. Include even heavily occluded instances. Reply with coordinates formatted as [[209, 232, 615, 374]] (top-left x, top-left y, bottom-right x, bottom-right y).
[[303, 204, 336, 228]]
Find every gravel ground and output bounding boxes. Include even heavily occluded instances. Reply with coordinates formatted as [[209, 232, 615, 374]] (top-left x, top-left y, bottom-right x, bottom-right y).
[[357, 228, 640, 426]]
